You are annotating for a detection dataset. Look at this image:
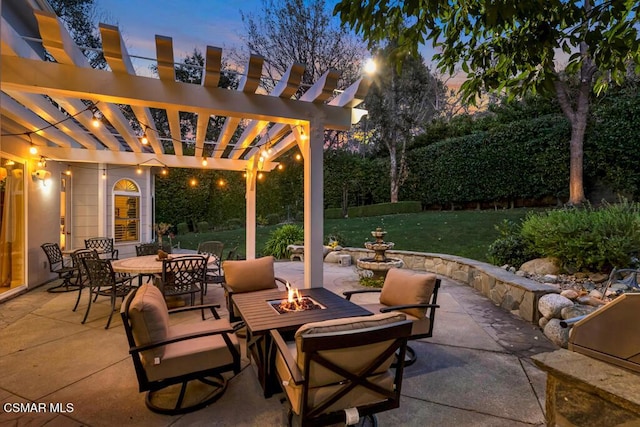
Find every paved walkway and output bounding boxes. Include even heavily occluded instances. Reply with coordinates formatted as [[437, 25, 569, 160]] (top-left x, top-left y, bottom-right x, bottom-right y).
[[0, 261, 558, 426]]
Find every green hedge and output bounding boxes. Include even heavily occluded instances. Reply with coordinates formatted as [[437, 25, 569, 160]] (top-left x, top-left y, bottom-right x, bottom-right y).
[[326, 201, 422, 219]]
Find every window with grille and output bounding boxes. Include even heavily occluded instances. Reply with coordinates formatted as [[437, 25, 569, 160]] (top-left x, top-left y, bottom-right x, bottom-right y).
[[113, 179, 140, 242]]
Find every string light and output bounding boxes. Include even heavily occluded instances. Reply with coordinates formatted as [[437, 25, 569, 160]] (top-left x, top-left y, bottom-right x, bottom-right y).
[[102, 168, 107, 180], [277, 164, 284, 171], [136, 165, 142, 174], [161, 167, 168, 176], [29, 145, 38, 155], [91, 109, 101, 128], [217, 178, 226, 187], [190, 178, 197, 187], [295, 153, 302, 161], [257, 172, 264, 180], [65, 165, 72, 176], [140, 130, 149, 145], [202, 156, 208, 167]]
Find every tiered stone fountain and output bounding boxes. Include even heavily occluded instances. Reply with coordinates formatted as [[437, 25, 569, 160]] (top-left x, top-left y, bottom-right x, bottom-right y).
[[356, 227, 404, 279]]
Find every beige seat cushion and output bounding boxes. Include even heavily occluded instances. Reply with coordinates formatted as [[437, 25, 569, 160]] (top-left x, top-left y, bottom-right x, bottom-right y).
[[145, 319, 240, 382], [380, 268, 437, 318], [222, 256, 277, 293], [127, 284, 170, 364]]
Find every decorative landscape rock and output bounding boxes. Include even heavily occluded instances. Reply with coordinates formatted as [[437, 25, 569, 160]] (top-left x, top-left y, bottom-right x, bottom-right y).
[[560, 289, 579, 300], [538, 294, 574, 319], [520, 257, 560, 276], [576, 295, 607, 307], [543, 318, 570, 348], [323, 251, 342, 263], [560, 304, 597, 320]]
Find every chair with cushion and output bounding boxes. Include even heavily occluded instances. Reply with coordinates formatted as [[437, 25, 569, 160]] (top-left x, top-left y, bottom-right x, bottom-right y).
[[197, 241, 224, 295], [85, 237, 119, 260], [159, 255, 207, 318], [41, 243, 79, 293], [82, 257, 137, 328], [272, 312, 412, 426], [344, 268, 441, 366], [221, 256, 287, 323], [120, 284, 241, 414]]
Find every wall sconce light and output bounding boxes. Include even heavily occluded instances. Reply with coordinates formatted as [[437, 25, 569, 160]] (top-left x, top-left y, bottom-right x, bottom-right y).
[[32, 169, 52, 185]]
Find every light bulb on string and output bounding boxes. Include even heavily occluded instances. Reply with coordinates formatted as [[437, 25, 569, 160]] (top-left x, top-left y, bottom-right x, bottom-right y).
[[29, 145, 38, 155], [257, 172, 264, 180], [140, 131, 149, 145], [102, 169, 107, 180], [190, 178, 197, 187], [91, 109, 101, 128], [295, 153, 302, 161], [217, 178, 225, 187], [65, 165, 72, 176], [202, 156, 208, 167], [161, 167, 168, 176], [277, 164, 284, 171], [136, 165, 142, 174]]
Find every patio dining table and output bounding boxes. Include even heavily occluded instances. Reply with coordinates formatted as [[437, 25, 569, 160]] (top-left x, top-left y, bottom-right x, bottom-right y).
[[111, 253, 216, 275]]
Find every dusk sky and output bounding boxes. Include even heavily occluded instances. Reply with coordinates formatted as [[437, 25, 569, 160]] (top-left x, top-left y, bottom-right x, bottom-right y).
[[98, 0, 343, 72]]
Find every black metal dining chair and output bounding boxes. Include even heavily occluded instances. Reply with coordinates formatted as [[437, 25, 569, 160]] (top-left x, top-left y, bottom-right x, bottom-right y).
[[160, 255, 208, 319], [40, 243, 79, 293], [197, 241, 224, 295], [85, 237, 119, 260], [82, 257, 137, 328], [70, 248, 99, 312]]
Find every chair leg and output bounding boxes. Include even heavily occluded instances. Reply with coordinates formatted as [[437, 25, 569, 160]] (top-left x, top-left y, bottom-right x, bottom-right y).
[[73, 286, 83, 312], [392, 345, 417, 368], [144, 374, 227, 415], [47, 275, 79, 293], [82, 289, 93, 324], [105, 292, 116, 329]]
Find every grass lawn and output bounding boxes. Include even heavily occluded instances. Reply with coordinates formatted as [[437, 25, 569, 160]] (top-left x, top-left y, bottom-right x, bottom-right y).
[[173, 209, 539, 262]]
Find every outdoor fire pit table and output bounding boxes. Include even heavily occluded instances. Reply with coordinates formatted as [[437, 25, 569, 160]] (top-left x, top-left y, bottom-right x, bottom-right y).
[[232, 287, 372, 397]]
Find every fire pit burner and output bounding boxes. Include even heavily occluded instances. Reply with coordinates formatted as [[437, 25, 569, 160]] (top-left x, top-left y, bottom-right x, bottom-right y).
[[268, 297, 326, 314]]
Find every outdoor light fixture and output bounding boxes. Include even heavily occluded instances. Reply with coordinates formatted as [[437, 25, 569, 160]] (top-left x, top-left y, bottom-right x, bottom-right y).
[[91, 109, 102, 128], [32, 169, 52, 182], [364, 58, 377, 75]]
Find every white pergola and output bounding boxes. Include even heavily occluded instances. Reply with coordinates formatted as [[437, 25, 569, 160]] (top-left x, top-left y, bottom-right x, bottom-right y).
[[0, 6, 370, 288]]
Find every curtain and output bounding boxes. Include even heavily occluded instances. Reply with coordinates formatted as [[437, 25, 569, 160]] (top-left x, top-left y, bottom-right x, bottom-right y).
[[0, 168, 24, 288]]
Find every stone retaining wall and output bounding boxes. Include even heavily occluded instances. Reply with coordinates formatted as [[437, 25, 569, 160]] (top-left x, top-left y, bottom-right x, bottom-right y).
[[340, 248, 559, 323]]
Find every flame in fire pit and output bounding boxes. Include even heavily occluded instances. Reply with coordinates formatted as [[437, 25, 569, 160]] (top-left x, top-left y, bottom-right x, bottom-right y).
[[268, 282, 326, 314]]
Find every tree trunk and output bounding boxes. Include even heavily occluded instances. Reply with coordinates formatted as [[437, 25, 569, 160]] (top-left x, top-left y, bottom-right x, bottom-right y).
[[389, 144, 399, 203]]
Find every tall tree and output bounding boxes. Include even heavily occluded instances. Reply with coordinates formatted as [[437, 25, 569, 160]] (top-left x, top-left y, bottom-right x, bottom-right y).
[[239, 0, 367, 91], [366, 47, 446, 202], [334, 0, 640, 205], [49, 0, 105, 68]]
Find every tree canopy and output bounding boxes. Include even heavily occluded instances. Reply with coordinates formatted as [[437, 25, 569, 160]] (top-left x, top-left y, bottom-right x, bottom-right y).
[[334, 0, 640, 205]]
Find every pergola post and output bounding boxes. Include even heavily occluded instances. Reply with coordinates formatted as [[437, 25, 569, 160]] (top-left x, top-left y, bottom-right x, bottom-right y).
[[303, 120, 323, 289], [245, 167, 257, 260]]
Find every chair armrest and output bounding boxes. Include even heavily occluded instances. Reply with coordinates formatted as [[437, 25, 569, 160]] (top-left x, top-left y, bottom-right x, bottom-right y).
[[270, 329, 305, 385], [130, 324, 235, 354], [379, 303, 440, 313], [112, 249, 119, 260], [275, 277, 289, 289], [343, 288, 382, 300]]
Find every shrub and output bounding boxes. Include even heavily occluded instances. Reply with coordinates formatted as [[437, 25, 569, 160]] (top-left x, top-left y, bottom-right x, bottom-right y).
[[196, 221, 209, 233], [263, 224, 304, 259], [520, 201, 640, 272], [176, 222, 189, 235], [257, 215, 269, 226], [487, 220, 538, 268], [224, 218, 243, 230], [326, 231, 348, 247], [265, 213, 281, 225]]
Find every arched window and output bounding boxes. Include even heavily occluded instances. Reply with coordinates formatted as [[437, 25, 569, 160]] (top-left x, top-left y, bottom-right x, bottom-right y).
[[113, 179, 140, 243]]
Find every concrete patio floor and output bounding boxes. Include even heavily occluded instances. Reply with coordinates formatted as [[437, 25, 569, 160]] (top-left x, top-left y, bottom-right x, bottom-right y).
[[0, 261, 558, 426]]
